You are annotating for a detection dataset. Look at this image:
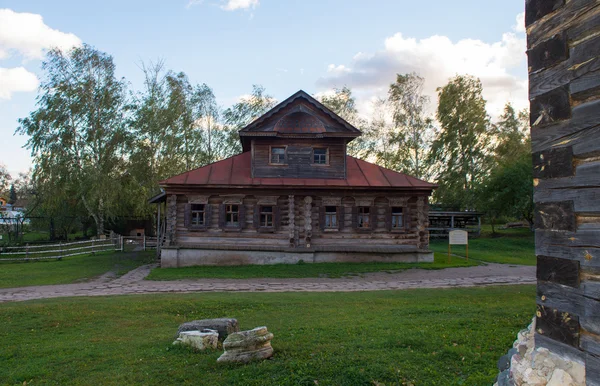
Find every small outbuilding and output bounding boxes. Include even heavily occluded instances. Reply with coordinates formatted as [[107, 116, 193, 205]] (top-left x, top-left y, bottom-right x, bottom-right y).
[[157, 90, 437, 267]]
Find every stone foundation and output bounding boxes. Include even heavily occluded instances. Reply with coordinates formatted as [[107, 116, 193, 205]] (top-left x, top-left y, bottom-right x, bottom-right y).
[[161, 247, 433, 267], [494, 317, 585, 386]]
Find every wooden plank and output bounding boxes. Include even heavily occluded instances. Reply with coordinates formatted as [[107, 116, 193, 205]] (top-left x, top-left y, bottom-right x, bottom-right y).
[[535, 188, 600, 212], [537, 256, 581, 287], [536, 304, 580, 347], [529, 37, 600, 98], [586, 353, 600, 386], [530, 86, 571, 126], [532, 146, 574, 178], [528, 33, 569, 73], [535, 162, 600, 190], [536, 229, 600, 251], [536, 243, 600, 267], [538, 281, 585, 315], [534, 334, 585, 363], [580, 331, 600, 356], [528, 0, 599, 46], [581, 297, 600, 335], [583, 281, 600, 301], [531, 99, 600, 152], [570, 69, 600, 102], [567, 7, 600, 45], [525, 0, 565, 27], [534, 201, 576, 231]]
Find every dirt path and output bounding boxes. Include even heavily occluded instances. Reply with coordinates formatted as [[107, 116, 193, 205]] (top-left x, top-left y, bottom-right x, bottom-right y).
[[0, 263, 535, 303]]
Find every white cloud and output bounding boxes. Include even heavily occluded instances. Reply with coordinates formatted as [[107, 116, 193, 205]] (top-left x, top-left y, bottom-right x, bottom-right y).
[[221, 0, 259, 11], [316, 15, 528, 118], [514, 12, 526, 33], [0, 67, 39, 99], [0, 9, 80, 100], [0, 8, 81, 60], [186, 0, 205, 8]]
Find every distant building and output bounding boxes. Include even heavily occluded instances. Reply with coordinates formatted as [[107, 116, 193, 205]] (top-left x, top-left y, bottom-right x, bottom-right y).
[[154, 91, 437, 267]]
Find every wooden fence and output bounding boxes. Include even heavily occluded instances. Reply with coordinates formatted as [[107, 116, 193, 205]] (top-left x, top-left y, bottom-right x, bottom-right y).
[[0, 236, 122, 262]]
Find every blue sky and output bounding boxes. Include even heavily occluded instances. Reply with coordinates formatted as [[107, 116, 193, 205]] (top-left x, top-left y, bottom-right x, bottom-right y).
[[0, 0, 528, 176]]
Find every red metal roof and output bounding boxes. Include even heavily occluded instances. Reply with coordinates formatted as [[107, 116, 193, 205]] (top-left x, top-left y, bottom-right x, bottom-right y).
[[161, 152, 437, 190]]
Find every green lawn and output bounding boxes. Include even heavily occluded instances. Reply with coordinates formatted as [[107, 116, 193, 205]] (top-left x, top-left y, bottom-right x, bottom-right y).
[[0, 251, 156, 288], [430, 227, 535, 266], [147, 252, 478, 281], [0, 285, 535, 385]]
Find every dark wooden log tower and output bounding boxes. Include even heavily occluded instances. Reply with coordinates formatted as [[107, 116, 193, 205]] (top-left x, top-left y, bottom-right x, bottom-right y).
[[527, 0, 600, 383]]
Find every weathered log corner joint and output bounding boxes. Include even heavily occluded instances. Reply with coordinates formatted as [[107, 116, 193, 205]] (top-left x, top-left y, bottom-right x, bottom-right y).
[[492, 0, 600, 385], [152, 90, 437, 266]]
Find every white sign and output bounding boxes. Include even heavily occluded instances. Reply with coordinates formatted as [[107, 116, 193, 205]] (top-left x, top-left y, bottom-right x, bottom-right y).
[[449, 230, 468, 245]]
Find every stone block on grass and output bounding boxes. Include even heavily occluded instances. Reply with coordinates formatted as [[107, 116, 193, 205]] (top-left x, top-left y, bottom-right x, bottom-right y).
[[176, 318, 239, 341], [217, 326, 274, 364], [173, 329, 219, 351]]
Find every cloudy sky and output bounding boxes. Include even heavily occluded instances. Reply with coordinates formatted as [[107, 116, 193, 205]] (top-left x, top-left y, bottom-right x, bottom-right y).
[[0, 0, 527, 176]]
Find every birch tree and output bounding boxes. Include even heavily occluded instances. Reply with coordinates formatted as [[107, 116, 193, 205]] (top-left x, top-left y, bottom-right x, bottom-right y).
[[17, 45, 129, 235], [429, 75, 491, 210]]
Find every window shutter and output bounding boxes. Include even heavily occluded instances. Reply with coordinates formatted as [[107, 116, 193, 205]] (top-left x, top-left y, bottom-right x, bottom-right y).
[[219, 204, 225, 228], [338, 206, 345, 230], [370, 206, 376, 230], [274, 206, 281, 230], [351, 206, 358, 229], [205, 204, 212, 228], [385, 206, 392, 231], [319, 205, 325, 231], [253, 205, 260, 229], [239, 204, 246, 229], [404, 206, 409, 230], [184, 203, 191, 228]]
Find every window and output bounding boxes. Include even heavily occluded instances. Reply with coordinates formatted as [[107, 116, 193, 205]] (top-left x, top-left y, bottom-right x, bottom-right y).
[[391, 207, 403, 229], [191, 204, 205, 226], [270, 147, 286, 164], [226, 204, 239, 226], [313, 148, 328, 164], [325, 206, 337, 228], [260, 206, 274, 227], [358, 206, 370, 228]]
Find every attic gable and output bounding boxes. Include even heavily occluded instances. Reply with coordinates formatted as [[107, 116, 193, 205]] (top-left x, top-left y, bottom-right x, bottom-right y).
[[238, 90, 361, 150]]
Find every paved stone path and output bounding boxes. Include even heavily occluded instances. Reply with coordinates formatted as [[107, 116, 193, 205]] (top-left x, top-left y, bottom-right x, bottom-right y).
[[0, 263, 535, 303]]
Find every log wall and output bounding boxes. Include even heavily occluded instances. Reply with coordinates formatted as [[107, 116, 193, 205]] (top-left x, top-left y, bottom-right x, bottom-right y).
[[527, 0, 600, 382], [252, 138, 346, 179], [168, 192, 430, 251]]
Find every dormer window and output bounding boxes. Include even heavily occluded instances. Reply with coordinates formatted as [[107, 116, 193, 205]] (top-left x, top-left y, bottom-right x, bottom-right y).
[[270, 146, 286, 165], [313, 148, 328, 165]]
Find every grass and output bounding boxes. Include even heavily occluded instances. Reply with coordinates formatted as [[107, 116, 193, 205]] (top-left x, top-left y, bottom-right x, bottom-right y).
[[430, 226, 535, 266], [0, 285, 535, 385], [0, 251, 156, 288], [146, 252, 478, 281]]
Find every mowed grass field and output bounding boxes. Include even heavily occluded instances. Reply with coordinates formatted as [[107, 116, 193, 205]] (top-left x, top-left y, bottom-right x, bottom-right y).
[[430, 227, 535, 266], [0, 285, 535, 386], [0, 251, 156, 288], [146, 252, 477, 281]]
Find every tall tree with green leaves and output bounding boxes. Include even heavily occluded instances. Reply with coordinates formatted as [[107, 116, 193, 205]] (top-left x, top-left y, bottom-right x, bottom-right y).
[[8, 185, 17, 205], [478, 151, 534, 233], [318, 87, 375, 159], [223, 85, 277, 156], [429, 75, 491, 210], [0, 164, 10, 196], [384, 73, 433, 179], [17, 44, 129, 235], [494, 102, 530, 162]]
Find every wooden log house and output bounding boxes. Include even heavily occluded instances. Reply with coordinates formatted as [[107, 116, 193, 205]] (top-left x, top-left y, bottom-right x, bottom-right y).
[[155, 91, 437, 266], [526, 0, 600, 383]]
